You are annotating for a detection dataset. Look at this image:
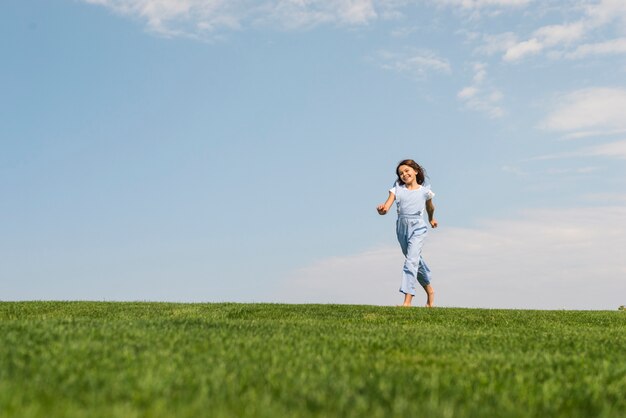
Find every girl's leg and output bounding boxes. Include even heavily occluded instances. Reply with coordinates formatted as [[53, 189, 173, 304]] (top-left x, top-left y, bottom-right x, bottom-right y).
[[397, 219, 429, 306], [398, 235, 425, 300], [417, 258, 434, 307], [423, 285, 435, 307], [396, 219, 419, 303], [401, 293, 413, 307]]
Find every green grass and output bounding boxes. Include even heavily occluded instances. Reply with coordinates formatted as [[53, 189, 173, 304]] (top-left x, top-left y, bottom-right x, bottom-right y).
[[1, 302, 625, 417]]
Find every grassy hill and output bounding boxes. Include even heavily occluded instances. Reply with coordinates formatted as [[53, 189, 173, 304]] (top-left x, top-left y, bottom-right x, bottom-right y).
[[1, 302, 624, 417]]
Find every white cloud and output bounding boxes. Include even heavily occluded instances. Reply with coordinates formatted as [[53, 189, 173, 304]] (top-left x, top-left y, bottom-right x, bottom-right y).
[[587, 139, 626, 160], [377, 49, 452, 79], [560, 128, 626, 140], [533, 138, 626, 162], [81, 0, 384, 37], [82, 0, 537, 37], [586, 0, 626, 26], [545, 166, 599, 175], [476, 32, 518, 55], [458, 86, 478, 99], [472, 62, 487, 82], [488, 0, 626, 63], [279, 205, 626, 309], [501, 164, 528, 177], [503, 38, 543, 61], [457, 62, 504, 118], [433, 0, 531, 9], [390, 26, 417, 38], [541, 87, 626, 135], [534, 22, 586, 46], [266, 0, 379, 29], [342, 0, 379, 23], [501, 21, 587, 62], [566, 37, 626, 59], [82, 0, 243, 37]]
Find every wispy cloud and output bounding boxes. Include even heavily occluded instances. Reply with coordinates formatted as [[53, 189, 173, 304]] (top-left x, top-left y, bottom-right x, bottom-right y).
[[585, 0, 626, 26], [376, 49, 452, 79], [503, 21, 586, 61], [540, 87, 626, 135], [560, 128, 626, 140], [534, 87, 626, 170], [457, 62, 504, 118], [262, 0, 379, 29], [545, 166, 599, 174], [566, 37, 626, 59], [82, 0, 536, 38], [476, 31, 518, 55], [534, 21, 586, 46], [503, 38, 543, 61], [279, 205, 626, 309], [586, 138, 626, 160], [473, 0, 626, 62], [533, 139, 626, 161], [432, 0, 532, 9], [81, 0, 385, 38], [82, 0, 243, 38]]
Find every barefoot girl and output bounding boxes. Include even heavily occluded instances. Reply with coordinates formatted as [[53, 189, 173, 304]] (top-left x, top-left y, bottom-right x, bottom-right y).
[[377, 159, 438, 307]]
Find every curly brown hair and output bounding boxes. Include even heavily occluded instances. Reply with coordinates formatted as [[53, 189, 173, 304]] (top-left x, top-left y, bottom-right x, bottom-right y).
[[396, 159, 426, 185]]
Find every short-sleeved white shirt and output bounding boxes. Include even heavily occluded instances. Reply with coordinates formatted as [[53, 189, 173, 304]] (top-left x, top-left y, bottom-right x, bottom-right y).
[[389, 182, 435, 217]]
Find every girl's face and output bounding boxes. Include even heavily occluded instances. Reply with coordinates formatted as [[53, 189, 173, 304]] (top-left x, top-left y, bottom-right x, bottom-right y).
[[397, 165, 418, 185]]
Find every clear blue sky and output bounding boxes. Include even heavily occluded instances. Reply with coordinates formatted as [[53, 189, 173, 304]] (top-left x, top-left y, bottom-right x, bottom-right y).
[[2, 0, 625, 309]]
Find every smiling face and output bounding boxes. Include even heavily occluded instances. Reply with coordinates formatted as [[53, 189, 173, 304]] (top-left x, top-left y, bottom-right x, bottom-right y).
[[397, 164, 418, 186], [396, 159, 425, 186]]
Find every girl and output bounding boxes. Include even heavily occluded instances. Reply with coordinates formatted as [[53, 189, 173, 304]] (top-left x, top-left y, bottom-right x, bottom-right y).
[[377, 159, 438, 307]]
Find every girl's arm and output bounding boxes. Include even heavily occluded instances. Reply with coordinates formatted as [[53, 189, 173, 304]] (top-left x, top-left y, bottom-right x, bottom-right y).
[[426, 199, 438, 228], [377, 192, 395, 215]]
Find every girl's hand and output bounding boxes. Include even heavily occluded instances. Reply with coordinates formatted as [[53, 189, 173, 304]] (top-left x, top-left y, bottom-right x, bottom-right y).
[[378, 192, 395, 216], [430, 219, 438, 228]]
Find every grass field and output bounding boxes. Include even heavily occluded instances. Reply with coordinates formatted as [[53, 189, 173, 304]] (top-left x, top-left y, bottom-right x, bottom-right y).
[[1, 302, 625, 418]]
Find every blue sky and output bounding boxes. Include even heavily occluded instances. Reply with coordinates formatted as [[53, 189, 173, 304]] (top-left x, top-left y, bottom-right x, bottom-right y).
[[2, 0, 625, 309]]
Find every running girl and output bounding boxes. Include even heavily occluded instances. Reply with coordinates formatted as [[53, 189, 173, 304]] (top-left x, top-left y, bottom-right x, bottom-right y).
[[377, 159, 438, 307]]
